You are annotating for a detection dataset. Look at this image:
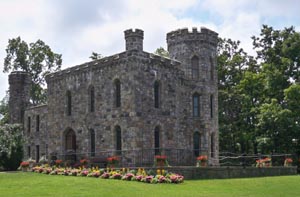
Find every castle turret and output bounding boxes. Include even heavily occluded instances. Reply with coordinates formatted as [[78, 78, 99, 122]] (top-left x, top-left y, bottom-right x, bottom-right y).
[[167, 27, 218, 81], [124, 29, 144, 51], [167, 27, 219, 165], [8, 71, 31, 124]]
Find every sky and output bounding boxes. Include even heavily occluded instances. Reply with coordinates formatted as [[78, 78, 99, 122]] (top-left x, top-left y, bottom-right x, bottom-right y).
[[0, 0, 299, 99]]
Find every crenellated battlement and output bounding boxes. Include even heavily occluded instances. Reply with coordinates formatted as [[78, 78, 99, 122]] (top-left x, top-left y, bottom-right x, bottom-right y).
[[124, 28, 144, 39], [124, 28, 144, 51], [167, 27, 218, 46]]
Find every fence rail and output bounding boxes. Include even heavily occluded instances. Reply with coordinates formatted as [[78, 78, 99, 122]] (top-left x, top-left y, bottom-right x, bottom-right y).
[[46, 149, 298, 168]]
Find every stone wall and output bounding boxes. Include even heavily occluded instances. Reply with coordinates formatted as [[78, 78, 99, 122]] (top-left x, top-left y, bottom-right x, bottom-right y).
[[24, 105, 48, 161], [163, 166, 297, 180], [20, 27, 219, 166]]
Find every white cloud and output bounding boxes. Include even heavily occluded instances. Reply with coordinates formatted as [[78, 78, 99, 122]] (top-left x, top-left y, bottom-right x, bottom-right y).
[[0, 0, 299, 99]]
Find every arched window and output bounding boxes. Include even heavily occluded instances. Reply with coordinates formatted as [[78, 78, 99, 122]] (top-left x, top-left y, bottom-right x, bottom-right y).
[[115, 79, 121, 107], [65, 129, 76, 151], [210, 94, 214, 118], [154, 81, 160, 108], [89, 86, 95, 112], [115, 126, 122, 154], [193, 132, 201, 157], [36, 115, 40, 132], [154, 126, 160, 155], [211, 133, 215, 158], [193, 93, 200, 117], [66, 91, 72, 116], [210, 57, 214, 81], [27, 116, 31, 133], [90, 129, 95, 157], [191, 56, 199, 80]]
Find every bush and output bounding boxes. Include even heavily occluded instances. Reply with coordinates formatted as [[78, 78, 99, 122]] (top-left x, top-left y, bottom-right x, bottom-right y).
[[0, 124, 23, 171]]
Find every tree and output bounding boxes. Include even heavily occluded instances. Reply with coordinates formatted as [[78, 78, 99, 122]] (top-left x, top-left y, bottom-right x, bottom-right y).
[[0, 92, 9, 125], [217, 38, 258, 153], [154, 47, 169, 58], [0, 124, 23, 170], [3, 37, 62, 104], [89, 52, 103, 60]]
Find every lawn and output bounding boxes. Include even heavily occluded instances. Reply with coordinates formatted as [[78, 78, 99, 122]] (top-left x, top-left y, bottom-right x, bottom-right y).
[[0, 172, 299, 197]]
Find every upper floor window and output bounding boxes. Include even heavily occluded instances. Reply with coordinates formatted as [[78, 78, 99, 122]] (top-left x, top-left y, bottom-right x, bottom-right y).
[[210, 94, 214, 118], [27, 116, 31, 133], [191, 56, 199, 80], [67, 91, 72, 116], [115, 79, 121, 108], [36, 115, 40, 132], [89, 86, 95, 112], [193, 93, 200, 117], [154, 81, 160, 108], [210, 57, 214, 81]]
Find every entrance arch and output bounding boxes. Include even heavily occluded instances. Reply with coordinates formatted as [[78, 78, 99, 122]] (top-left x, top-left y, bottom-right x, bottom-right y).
[[64, 128, 76, 160]]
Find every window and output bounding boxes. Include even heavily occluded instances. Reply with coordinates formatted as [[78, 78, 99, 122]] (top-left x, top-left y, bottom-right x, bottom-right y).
[[89, 86, 95, 112], [36, 115, 40, 132], [27, 146, 31, 158], [36, 145, 40, 163], [154, 126, 160, 155], [67, 91, 72, 116], [65, 129, 76, 151], [154, 81, 160, 108], [115, 79, 121, 107], [210, 95, 214, 118], [27, 116, 31, 133], [193, 132, 201, 157], [211, 134, 215, 158], [193, 93, 200, 117], [210, 57, 214, 81], [90, 129, 95, 157], [115, 126, 122, 154], [191, 56, 199, 80]]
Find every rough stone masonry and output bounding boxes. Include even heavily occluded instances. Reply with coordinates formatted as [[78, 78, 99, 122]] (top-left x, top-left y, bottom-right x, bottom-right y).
[[9, 27, 219, 166]]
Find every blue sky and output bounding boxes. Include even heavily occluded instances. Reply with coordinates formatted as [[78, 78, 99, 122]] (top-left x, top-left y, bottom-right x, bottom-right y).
[[0, 0, 299, 99]]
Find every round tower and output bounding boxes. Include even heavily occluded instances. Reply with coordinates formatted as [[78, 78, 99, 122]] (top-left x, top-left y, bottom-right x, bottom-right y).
[[8, 71, 31, 124], [124, 28, 144, 51], [167, 27, 219, 165]]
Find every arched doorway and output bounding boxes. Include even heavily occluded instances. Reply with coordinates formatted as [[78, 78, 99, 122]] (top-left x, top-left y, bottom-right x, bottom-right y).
[[65, 128, 76, 161]]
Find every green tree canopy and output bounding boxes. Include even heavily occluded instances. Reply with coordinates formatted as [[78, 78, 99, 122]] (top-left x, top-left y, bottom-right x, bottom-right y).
[[4, 37, 62, 104]]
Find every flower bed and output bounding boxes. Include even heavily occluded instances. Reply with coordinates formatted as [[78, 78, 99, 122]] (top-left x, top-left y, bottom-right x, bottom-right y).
[[30, 165, 184, 184]]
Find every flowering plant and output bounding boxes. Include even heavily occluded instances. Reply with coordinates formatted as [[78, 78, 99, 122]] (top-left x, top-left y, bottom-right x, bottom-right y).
[[80, 159, 89, 166], [107, 156, 120, 168], [197, 155, 208, 161], [154, 155, 168, 167], [55, 159, 63, 166], [284, 158, 293, 166], [20, 161, 29, 167], [256, 157, 272, 167]]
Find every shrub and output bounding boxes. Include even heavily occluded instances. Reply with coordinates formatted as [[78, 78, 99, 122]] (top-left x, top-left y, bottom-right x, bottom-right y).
[[0, 124, 23, 171]]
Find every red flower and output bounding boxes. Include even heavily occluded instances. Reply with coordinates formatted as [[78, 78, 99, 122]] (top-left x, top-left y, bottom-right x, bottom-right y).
[[20, 161, 29, 167], [155, 155, 167, 160], [55, 160, 63, 165], [197, 155, 207, 161], [107, 156, 119, 163], [285, 158, 293, 163]]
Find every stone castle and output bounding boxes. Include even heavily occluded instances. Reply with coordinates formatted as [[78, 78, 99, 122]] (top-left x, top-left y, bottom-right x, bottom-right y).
[[8, 27, 219, 166]]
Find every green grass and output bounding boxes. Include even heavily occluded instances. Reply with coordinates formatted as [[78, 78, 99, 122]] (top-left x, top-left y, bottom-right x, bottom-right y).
[[0, 172, 299, 197]]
